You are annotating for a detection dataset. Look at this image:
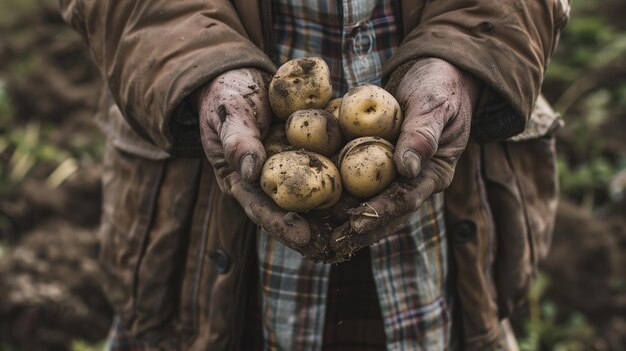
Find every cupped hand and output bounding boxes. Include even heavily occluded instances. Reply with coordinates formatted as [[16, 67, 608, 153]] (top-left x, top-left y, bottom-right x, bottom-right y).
[[196, 68, 271, 184], [329, 58, 482, 258], [196, 68, 313, 253]]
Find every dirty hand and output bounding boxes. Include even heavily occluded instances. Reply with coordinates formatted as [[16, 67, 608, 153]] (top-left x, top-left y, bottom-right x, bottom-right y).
[[329, 58, 481, 256], [196, 68, 312, 253]]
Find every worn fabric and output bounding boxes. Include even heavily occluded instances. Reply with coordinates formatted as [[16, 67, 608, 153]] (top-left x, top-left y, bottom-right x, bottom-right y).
[[99, 144, 261, 351]]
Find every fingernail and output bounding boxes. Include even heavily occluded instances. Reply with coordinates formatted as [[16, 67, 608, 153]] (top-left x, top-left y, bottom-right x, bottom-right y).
[[351, 216, 373, 234], [283, 212, 302, 227], [240, 154, 257, 181], [403, 150, 421, 177], [282, 213, 310, 245]]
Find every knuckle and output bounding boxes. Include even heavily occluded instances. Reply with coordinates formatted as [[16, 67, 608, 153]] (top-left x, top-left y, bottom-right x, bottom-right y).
[[400, 127, 438, 157], [429, 162, 454, 191]]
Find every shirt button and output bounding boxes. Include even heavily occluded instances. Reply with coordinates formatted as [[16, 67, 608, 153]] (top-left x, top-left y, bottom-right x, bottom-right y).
[[452, 220, 477, 244], [210, 249, 231, 273], [350, 22, 373, 56]]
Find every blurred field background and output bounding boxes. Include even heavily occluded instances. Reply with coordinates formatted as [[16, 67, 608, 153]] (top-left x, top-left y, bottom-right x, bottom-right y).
[[0, 0, 625, 350]]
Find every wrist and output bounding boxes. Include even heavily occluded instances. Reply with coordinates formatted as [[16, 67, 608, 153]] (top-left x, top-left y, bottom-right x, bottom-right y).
[[460, 70, 483, 114]]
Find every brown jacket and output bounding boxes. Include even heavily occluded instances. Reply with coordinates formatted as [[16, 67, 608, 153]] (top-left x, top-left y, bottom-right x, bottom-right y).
[[60, 0, 569, 350]]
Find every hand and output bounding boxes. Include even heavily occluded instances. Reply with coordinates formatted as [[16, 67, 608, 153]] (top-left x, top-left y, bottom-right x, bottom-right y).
[[196, 68, 313, 253], [328, 58, 482, 259]]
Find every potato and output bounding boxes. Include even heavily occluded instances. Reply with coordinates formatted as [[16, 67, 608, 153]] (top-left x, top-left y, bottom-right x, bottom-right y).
[[285, 109, 343, 156], [261, 151, 342, 212], [339, 84, 403, 142], [338, 137, 397, 198], [269, 57, 333, 120], [264, 124, 296, 157], [324, 98, 342, 119]]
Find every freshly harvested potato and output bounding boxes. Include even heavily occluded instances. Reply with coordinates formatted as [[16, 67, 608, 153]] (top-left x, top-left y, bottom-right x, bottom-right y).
[[324, 98, 342, 119], [269, 57, 333, 120], [285, 109, 343, 156], [338, 137, 397, 198], [264, 124, 296, 157], [339, 84, 403, 142], [261, 151, 342, 212]]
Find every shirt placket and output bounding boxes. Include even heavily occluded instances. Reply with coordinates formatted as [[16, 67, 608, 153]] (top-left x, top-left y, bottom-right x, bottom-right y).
[[340, 0, 381, 90]]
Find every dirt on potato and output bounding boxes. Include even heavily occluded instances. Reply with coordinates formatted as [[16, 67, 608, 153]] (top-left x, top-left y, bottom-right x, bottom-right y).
[[305, 151, 326, 172], [269, 57, 332, 119]]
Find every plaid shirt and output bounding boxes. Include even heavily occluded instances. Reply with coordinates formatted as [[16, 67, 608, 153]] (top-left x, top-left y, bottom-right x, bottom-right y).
[[259, 3, 450, 350], [258, 195, 450, 351], [272, 0, 401, 96]]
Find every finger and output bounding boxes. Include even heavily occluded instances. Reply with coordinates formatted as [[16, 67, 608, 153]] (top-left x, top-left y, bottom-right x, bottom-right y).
[[229, 175, 311, 251], [199, 119, 224, 165], [347, 176, 437, 234], [199, 120, 242, 196], [436, 102, 472, 156], [329, 213, 411, 263], [394, 101, 450, 178], [219, 111, 268, 183]]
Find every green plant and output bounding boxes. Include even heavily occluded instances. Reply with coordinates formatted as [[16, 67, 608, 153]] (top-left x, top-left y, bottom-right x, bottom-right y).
[[0, 121, 76, 189], [518, 274, 595, 351], [0, 81, 13, 128], [70, 339, 106, 351], [548, 7, 626, 207], [0, 78, 103, 192]]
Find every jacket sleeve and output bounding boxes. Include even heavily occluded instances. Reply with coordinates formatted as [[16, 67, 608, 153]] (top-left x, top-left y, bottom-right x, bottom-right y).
[[383, 0, 570, 142], [59, 0, 276, 155]]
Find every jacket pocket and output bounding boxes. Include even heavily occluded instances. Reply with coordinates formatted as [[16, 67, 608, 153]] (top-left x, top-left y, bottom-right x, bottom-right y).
[[99, 143, 202, 343], [506, 133, 559, 267], [177, 162, 259, 351]]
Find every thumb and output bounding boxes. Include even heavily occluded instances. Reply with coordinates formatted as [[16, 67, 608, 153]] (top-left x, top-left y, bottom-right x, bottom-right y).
[[219, 112, 268, 182], [394, 101, 450, 178]]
